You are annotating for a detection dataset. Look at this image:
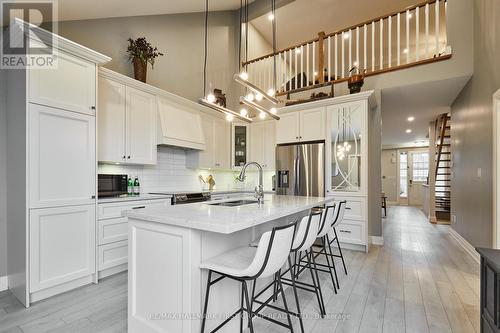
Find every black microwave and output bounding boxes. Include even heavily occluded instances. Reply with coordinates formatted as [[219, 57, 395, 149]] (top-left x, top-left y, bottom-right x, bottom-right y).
[[98, 174, 128, 198]]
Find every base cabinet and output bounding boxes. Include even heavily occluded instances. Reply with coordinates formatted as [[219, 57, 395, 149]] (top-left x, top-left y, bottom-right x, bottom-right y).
[[97, 199, 171, 279], [29, 205, 96, 293], [478, 248, 500, 333]]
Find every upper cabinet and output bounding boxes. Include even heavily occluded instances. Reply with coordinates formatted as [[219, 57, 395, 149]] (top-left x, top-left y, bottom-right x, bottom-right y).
[[98, 71, 157, 165], [187, 112, 230, 170], [276, 107, 325, 144], [29, 48, 96, 115], [232, 123, 249, 168], [249, 120, 276, 170]]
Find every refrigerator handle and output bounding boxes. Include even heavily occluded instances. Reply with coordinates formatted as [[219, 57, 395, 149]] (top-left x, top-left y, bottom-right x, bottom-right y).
[[294, 151, 300, 195]]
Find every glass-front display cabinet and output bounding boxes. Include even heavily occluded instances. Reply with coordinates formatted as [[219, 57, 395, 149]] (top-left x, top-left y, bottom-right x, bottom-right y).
[[232, 124, 249, 168], [327, 100, 367, 194]]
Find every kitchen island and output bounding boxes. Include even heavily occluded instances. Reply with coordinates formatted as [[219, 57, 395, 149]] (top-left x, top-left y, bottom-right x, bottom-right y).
[[124, 194, 333, 333]]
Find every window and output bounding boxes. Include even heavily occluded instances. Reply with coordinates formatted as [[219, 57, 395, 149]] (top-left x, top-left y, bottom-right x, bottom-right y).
[[412, 152, 429, 182], [400, 152, 408, 198]]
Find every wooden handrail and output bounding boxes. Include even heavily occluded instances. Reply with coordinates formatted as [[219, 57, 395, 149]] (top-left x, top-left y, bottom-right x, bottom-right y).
[[242, 0, 443, 67]]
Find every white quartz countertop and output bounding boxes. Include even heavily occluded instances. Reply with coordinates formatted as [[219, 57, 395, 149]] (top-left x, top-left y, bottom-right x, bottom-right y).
[[123, 194, 333, 234]]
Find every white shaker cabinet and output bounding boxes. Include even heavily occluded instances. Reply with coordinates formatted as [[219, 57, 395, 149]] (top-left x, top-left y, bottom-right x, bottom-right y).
[[29, 104, 96, 209], [29, 205, 96, 295], [250, 120, 276, 169], [276, 107, 325, 144], [5, 22, 110, 307], [126, 86, 157, 164], [29, 48, 96, 115], [187, 111, 231, 170], [97, 77, 126, 163], [98, 70, 157, 165]]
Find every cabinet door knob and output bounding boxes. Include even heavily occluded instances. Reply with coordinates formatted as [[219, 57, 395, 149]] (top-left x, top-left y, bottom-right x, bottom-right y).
[[91, 195, 96, 199], [90, 106, 96, 110], [127, 156, 131, 159], [122, 155, 126, 159]]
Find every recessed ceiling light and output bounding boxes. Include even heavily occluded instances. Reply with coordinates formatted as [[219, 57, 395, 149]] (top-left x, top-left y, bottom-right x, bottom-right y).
[[406, 129, 412, 133], [267, 13, 274, 21], [407, 116, 415, 122]]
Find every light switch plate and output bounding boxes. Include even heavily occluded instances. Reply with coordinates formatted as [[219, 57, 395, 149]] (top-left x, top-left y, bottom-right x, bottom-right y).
[[477, 168, 482, 178]]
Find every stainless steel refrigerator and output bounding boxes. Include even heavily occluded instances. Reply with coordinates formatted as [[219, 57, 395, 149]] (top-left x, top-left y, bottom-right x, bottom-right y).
[[275, 142, 325, 197]]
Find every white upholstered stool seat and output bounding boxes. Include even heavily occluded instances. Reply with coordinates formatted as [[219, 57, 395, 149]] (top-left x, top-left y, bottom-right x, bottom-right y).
[[200, 247, 257, 277]]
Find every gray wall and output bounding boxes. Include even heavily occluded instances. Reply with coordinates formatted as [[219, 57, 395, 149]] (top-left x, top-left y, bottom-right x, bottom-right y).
[[56, 11, 241, 108], [451, 0, 500, 248], [0, 70, 6, 277]]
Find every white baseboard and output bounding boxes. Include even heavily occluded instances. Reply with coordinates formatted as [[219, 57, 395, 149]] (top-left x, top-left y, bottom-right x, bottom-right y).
[[448, 228, 480, 264], [0, 276, 7, 291], [370, 236, 384, 246]]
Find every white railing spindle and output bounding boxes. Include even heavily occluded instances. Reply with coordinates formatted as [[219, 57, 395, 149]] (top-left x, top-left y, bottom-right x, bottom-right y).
[[397, 13, 401, 66], [406, 10, 410, 64], [388, 16, 392, 68], [380, 18, 384, 70], [312, 41, 316, 82], [300, 45, 304, 88], [306, 43, 310, 86], [371, 21, 375, 71], [435, 0, 440, 56], [416, 6, 420, 61], [356, 26, 360, 68], [363, 24, 367, 71], [341, 32, 345, 78], [335, 34, 338, 80], [349, 29, 352, 71], [328, 37, 331, 82], [289, 50, 292, 88], [425, 3, 429, 58], [294, 48, 298, 89]]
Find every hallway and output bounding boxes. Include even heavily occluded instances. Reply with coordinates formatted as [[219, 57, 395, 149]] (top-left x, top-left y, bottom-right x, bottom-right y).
[[0, 207, 480, 333]]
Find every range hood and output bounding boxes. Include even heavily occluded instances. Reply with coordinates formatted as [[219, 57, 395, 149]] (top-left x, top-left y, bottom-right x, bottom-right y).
[[157, 94, 206, 150]]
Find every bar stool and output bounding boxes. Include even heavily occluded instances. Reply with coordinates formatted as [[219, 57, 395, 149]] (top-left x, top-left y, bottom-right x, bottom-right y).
[[295, 204, 340, 293], [327, 201, 348, 276], [279, 209, 326, 331], [200, 222, 297, 333]]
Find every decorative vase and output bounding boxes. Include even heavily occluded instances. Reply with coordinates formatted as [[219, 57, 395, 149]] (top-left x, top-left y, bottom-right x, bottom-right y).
[[133, 58, 147, 83], [347, 74, 364, 94]]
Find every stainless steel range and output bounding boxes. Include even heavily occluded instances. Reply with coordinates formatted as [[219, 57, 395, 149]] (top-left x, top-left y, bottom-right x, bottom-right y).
[[150, 192, 212, 205]]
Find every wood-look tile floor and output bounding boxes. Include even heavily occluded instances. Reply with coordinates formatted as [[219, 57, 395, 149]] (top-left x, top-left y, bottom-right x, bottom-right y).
[[0, 206, 480, 333]]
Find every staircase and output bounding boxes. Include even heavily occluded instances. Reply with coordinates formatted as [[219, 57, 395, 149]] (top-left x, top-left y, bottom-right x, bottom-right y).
[[434, 113, 451, 221]]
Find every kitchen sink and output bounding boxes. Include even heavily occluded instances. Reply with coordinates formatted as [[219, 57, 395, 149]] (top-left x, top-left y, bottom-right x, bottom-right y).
[[208, 199, 259, 207]]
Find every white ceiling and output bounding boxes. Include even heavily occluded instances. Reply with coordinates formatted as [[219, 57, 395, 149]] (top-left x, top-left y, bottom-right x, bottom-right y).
[[55, 0, 248, 21], [251, 0, 421, 50], [381, 77, 470, 147]]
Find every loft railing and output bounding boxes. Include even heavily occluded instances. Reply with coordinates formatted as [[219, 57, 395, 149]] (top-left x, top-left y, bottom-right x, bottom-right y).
[[242, 0, 450, 97]]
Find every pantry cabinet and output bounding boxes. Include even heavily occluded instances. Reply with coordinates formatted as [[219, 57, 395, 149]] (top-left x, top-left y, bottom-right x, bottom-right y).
[[29, 46, 96, 115], [249, 120, 276, 170], [5, 22, 111, 307], [276, 107, 325, 144], [29, 205, 96, 295], [98, 70, 157, 165], [29, 104, 96, 208]]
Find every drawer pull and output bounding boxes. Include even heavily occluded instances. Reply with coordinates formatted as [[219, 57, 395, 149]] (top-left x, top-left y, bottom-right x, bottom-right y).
[[339, 229, 352, 234], [132, 206, 146, 210], [345, 207, 352, 210]]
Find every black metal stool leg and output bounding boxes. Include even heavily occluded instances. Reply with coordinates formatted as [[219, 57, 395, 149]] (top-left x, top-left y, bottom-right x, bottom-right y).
[[277, 270, 294, 333], [333, 228, 348, 275], [321, 236, 338, 293], [201, 270, 212, 333], [240, 282, 244, 333], [288, 256, 305, 333], [310, 250, 327, 317], [242, 281, 254, 333], [306, 250, 325, 317]]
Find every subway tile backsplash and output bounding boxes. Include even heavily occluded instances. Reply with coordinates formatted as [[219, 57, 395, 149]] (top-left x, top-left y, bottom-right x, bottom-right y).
[[98, 146, 275, 193]]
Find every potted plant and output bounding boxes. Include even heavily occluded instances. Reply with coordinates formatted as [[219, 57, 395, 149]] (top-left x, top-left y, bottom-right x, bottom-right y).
[[126, 37, 164, 83]]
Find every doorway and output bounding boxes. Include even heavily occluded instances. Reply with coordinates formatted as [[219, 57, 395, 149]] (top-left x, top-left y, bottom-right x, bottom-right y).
[[398, 148, 429, 207]]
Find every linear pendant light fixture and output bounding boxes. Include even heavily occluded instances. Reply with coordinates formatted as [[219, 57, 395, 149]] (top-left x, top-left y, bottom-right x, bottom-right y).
[[240, 97, 279, 120], [198, 0, 252, 123], [235, 0, 280, 120]]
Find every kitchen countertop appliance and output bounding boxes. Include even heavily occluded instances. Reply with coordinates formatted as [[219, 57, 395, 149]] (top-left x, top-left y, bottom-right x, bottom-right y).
[[98, 174, 128, 198], [150, 191, 212, 205]]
